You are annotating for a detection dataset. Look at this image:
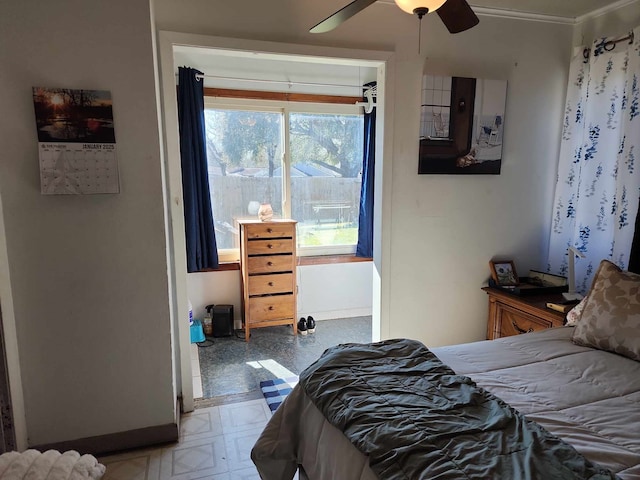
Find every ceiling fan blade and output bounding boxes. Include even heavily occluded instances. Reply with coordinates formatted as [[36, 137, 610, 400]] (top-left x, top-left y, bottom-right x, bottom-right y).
[[436, 0, 479, 34], [310, 0, 378, 33]]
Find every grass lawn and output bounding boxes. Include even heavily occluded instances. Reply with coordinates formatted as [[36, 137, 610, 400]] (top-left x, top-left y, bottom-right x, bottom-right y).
[[297, 221, 357, 246]]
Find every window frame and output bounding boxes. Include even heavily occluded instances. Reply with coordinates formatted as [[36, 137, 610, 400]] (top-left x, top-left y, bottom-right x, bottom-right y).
[[203, 96, 364, 262]]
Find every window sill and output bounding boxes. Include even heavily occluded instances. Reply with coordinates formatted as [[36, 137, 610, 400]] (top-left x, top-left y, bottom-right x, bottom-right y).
[[194, 255, 372, 273], [298, 255, 372, 266], [196, 263, 240, 272]]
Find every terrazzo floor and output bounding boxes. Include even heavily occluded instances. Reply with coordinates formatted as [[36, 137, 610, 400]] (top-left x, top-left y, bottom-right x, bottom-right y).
[[195, 316, 372, 400]]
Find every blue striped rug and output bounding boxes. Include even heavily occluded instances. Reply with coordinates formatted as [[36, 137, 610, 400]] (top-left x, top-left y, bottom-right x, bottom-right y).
[[259, 376, 299, 413]]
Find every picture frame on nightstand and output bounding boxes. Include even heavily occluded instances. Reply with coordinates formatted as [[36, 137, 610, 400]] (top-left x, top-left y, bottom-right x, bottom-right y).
[[489, 260, 519, 286]]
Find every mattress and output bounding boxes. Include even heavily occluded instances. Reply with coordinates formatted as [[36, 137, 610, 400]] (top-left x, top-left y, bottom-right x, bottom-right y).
[[252, 327, 640, 479]]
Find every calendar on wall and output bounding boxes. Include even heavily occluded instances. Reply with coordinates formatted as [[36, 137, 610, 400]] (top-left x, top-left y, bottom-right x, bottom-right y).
[[32, 87, 120, 194]]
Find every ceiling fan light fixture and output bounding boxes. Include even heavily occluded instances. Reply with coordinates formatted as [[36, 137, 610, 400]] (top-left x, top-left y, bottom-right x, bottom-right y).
[[310, 0, 477, 35], [394, 0, 447, 15]]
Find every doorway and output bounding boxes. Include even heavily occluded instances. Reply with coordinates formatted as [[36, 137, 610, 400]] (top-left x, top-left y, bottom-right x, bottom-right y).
[[158, 32, 389, 410], [0, 306, 16, 452], [0, 190, 25, 450]]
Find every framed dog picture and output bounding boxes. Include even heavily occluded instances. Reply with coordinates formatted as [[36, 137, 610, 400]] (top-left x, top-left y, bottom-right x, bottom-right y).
[[489, 260, 519, 286], [418, 74, 507, 175]]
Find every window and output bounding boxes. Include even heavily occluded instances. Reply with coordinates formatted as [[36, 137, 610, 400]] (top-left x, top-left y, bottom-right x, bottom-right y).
[[204, 98, 364, 261], [421, 75, 452, 140]]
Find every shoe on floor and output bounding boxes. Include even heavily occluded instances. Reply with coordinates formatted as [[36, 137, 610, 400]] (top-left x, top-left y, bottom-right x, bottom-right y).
[[306, 316, 316, 334], [297, 317, 308, 335]]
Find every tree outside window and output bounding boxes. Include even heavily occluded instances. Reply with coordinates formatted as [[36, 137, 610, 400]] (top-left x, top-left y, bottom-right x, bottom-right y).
[[204, 103, 363, 257]]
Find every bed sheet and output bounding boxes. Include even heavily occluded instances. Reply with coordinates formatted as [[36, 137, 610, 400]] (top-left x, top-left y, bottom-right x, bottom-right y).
[[252, 327, 640, 479]]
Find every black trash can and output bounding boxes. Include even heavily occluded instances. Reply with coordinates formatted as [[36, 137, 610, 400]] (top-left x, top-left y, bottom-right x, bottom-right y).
[[212, 304, 234, 337]]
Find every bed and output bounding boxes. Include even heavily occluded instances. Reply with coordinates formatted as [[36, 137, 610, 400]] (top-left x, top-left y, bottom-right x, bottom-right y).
[[251, 260, 640, 479]]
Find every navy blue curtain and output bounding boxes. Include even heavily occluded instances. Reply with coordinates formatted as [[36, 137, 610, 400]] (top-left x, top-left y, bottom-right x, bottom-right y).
[[177, 66, 219, 271], [356, 82, 376, 258]]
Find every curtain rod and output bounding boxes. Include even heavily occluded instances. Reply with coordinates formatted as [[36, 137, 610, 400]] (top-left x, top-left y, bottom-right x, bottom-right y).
[[583, 30, 634, 63], [192, 73, 367, 90]]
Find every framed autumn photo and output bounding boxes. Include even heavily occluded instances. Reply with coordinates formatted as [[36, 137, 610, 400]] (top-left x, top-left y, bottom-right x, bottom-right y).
[[490, 260, 519, 286]]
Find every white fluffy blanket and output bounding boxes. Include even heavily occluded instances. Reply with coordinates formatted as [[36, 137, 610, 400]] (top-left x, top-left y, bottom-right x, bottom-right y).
[[0, 450, 105, 480]]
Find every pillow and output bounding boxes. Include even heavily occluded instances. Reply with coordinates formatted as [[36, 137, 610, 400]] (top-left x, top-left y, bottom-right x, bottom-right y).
[[565, 296, 588, 326], [572, 260, 640, 361]]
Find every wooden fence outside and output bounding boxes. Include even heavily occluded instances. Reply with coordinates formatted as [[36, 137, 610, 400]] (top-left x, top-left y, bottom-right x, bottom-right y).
[[210, 175, 362, 249]]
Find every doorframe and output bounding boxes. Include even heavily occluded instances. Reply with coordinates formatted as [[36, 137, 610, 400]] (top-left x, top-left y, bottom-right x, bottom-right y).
[[157, 30, 393, 411], [0, 191, 28, 449]]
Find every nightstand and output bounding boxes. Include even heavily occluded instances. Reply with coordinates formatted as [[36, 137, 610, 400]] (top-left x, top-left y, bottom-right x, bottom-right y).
[[482, 287, 567, 340]]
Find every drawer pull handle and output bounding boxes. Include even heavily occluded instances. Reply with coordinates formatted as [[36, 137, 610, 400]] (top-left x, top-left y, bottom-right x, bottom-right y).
[[268, 282, 274, 286], [512, 320, 534, 335], [267, 261, 273, 266], [268, 306, 274, 311], [267, 228, 273, 233], [267, 244, 273, 249]]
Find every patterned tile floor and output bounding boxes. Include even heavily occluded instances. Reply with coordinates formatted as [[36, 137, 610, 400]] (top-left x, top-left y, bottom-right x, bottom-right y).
[[99, 399, 284, 480], [98, 317, 371, 479]]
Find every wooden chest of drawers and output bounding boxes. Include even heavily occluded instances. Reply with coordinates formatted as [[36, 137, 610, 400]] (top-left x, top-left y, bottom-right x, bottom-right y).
[[239, 220, 297, 341], [482, 287, 566, 340]]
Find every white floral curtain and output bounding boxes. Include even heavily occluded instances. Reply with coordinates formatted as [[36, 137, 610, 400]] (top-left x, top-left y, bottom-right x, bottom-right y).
[[547, 27, 640, 293]]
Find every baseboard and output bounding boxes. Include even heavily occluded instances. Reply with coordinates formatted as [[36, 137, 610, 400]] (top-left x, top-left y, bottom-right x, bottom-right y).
[[233, 309, 371, 329], [298, 308, 372, 321], [31, 422, 179, 457]]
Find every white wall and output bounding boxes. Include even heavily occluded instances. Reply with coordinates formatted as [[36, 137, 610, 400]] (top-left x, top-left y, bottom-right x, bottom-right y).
[[0, 0, 175, 446], [188, 271, 241, 324], [388, 18, 571, 346], [155, 0, 573, 347], [1, 0, 634, 451], [187, 262, 373, 327], [574, 3, 640, 45], [297, 263, 373, 320]]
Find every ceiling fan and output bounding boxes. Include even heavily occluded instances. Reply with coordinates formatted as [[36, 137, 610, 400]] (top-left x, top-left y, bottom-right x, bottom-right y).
[[310, 0, 479, 34]]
